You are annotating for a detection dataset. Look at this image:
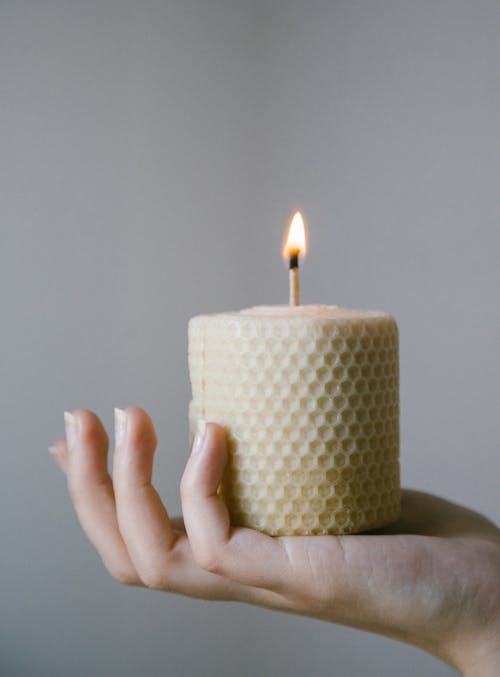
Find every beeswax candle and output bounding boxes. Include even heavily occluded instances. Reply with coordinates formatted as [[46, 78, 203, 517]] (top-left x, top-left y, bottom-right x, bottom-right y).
[[188, 305, 400, 536]]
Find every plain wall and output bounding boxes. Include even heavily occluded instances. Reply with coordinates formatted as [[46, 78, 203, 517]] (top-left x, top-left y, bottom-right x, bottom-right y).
[[1, 1, 499, 676]]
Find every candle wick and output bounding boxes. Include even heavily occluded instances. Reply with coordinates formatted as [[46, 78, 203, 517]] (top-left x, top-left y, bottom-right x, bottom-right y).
[[289, 252, 300, 306]]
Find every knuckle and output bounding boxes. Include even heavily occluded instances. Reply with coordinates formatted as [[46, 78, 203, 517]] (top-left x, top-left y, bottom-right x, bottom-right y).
[[66, 477, 109, 505], [139, 568, 168, 591], [109, 567, 139, 587], [138, 548, 181, 592], [179, 473, 195, 500], [179, 468, 199, 501], [195, 548, 224, 575], [66, 479, 83, 505]]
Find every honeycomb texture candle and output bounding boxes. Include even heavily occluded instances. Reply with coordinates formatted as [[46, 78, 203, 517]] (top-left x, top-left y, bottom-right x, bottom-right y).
[[188, 305, 400, 536]]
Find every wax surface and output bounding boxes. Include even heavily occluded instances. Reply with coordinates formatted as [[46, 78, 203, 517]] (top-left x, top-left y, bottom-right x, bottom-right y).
[[188, 305, 400, 535]]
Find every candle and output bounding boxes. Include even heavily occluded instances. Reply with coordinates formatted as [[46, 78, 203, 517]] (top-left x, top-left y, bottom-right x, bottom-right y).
[[188, 214, 400, 536]]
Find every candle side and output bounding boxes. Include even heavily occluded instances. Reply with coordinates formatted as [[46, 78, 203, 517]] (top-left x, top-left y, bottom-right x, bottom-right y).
[[188, 305, 400, 536]]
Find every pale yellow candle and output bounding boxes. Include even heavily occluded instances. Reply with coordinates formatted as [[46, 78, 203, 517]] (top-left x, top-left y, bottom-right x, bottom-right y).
[[188, 305, 400, 536]]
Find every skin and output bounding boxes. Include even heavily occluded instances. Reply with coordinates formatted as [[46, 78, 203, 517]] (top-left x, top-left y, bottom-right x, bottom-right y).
[[50, 407, 500, 676]]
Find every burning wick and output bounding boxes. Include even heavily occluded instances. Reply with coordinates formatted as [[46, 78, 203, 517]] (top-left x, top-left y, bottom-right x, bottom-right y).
[[283, 210, 307, 306], [289, 250, 300, 306]]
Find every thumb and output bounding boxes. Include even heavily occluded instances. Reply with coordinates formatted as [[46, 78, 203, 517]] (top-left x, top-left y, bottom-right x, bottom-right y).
[[181, 422, 292, 590]]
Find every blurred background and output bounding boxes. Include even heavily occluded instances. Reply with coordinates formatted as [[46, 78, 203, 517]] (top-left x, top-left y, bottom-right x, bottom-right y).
[[1, 1, 499, 675]]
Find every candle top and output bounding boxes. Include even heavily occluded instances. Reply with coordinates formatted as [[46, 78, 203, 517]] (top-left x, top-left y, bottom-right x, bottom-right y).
[[197, 305, 393, 320]]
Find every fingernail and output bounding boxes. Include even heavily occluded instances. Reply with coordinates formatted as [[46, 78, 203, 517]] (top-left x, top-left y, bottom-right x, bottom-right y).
[[64, 411, 77, 451], [191, 420, 207, 455], [48, 445, 60, 459], [114, 408, 128, 446]]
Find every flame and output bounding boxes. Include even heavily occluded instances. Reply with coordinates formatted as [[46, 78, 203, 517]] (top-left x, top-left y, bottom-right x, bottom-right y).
[[283, 210, 307, 258]]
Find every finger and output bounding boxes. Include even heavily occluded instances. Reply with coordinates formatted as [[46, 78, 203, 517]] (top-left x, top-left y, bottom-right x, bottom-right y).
[[64, 409, 140, 585], [111, 408, 280, 602], [111, 407, 218, 594], [112, 406, 180, 589], [49, 436, 68, 472], [180, 422, 292, 591]]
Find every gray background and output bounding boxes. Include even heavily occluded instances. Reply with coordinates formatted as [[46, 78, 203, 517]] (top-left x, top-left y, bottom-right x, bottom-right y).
[[1, 1, 499, 676]]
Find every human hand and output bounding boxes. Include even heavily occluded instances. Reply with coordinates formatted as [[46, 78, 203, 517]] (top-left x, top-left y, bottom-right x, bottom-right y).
[[50, 408, 500, 676]]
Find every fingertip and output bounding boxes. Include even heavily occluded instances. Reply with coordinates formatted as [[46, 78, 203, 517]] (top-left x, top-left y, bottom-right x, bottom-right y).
[[113, 407, 158, 487], [49, 438, 68, 472], [191, 422, 227, 460], [182, 422, 228, 498], [203, 423, 228, 471], [206, 423, 227, 453], [121, 406, 157, 451], [71, 409, 109, 449]]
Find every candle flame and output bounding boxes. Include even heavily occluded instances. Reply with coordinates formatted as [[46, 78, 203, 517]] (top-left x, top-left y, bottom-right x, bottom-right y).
[[283, 210, 307, 258]]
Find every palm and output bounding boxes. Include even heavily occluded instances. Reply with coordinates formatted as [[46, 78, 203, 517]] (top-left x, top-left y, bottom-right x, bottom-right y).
[[173, 488, 500, 647], [270, 491, 500, 656]]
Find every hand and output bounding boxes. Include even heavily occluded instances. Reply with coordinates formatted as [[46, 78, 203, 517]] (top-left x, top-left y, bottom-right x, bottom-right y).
[[50, 407, 500, 676]]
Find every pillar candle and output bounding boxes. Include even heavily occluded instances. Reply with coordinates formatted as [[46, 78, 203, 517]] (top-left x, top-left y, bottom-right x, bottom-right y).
[[188, 304, 400, 536]]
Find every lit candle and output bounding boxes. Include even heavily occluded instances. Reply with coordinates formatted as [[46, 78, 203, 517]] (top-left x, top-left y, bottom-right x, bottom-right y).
[[188, 213, 400, 535], [283, 210, 307, 306]]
